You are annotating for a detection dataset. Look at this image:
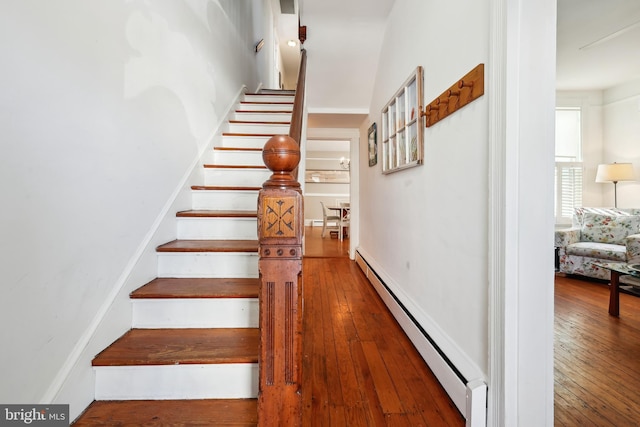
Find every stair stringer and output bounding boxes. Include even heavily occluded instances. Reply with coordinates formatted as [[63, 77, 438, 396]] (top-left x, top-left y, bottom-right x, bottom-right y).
[[47, 85, 250, 422]]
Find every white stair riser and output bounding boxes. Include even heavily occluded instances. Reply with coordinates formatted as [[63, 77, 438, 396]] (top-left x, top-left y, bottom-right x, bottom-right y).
[[94, 364, 258, 400], [221, 135, 272, 149], [243, 95, 294, 103], [228, 123, 290, 134], [192, 190, 259, 211], [234, 112, 291, 122], [203, 169, 270, 187], [177, 217, 257, 240], [157, 253, 259, 278], [209, 149, 264, 166], [132, 299, 258, 328], [238, 103, 292, 112]]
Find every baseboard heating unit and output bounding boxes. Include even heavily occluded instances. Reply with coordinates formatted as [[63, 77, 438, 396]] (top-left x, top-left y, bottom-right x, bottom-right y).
[[355, 250, 487, 427]]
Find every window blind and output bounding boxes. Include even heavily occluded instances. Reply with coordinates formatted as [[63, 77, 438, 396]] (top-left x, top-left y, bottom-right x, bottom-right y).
[[555, 162, 583, 223]]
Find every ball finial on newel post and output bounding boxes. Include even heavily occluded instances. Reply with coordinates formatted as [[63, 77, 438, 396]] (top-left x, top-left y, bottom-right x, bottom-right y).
[[262, 135, 301, 189]]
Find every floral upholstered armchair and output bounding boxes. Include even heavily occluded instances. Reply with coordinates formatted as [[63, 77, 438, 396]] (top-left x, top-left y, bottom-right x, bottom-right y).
[[555, 207, 640, 281]]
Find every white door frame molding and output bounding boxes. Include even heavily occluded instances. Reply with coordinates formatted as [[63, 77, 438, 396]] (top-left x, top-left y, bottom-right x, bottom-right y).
[[306, 127, 360, 259], [488, 0, 556, 425]]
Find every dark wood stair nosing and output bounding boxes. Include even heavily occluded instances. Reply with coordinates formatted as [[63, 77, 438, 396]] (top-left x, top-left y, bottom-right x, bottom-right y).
[[176, 210, 258, 218], [72, 399, 258, 426], [239, 101, 293, 105], [222, 132, 279, 137], [91, 328, 259, 367], [229, 120, 291, 125], [203, 164, 267, 170], [247, 92, 294, 96], [235, 109, 293, 114], [156, 239, 259, 253], [191, 185, 261, 191], [130, 277, 259, 299], [213, 147, 263, 152]]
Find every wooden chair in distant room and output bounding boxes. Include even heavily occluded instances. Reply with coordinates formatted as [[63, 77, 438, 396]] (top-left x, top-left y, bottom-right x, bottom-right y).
[[338, 202, 350, 241], [320, 202, 340, 238]]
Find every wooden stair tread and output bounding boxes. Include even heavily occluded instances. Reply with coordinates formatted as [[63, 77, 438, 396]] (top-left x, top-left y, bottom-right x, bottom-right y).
[[73, 399, 257, 426], [222, 132, 278, 137], [235, 109, 292, 114], [229, 120, 291, 125], [214, 147, 263, 151], [250, 91, 295, 95], [203, 164, 268, 169], [191, 185, 261, 191], [240, 101, 293, 105], [131, 277, 259, 299], [157, 239, 258, 252], [176, 210, 257, 218], [92, 328, 259, 366]]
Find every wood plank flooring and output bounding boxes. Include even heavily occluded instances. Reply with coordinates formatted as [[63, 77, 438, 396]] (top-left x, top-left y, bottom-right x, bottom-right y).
[[554, 274, 640, 426], [300, 255, 464, 426], [303, 224, 350, 258]]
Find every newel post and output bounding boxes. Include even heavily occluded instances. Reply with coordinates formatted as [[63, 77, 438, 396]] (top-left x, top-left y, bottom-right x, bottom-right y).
[[257, 135, 303, 426]]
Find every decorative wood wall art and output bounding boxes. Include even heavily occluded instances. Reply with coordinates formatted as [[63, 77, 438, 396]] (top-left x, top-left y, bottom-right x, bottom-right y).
[[423, 63, 484, 127]]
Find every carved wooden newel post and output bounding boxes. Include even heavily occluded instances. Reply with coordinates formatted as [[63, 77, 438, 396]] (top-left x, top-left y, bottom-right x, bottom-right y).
[[257, 135, 303, 426]]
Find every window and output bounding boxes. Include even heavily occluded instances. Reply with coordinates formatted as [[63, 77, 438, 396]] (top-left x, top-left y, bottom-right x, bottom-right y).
[[555, 108, 583, 224]]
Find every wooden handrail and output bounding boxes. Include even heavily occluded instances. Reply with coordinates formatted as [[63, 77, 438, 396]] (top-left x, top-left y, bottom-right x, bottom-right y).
[[256, 49, 307, 427], [289, 49, 307, 147]]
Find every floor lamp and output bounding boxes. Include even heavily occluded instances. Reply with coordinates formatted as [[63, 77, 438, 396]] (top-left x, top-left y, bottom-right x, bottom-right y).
[[595, 162, 636, 208]]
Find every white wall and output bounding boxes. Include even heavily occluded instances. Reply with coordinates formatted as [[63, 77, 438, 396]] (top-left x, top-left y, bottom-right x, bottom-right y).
[[0, 0, 271, 418], [603, 79, 640, 208], [360, 0, 489, 383]]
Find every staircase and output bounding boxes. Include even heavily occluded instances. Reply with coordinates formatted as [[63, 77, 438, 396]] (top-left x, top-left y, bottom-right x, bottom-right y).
[[73, 90, 295, 425]]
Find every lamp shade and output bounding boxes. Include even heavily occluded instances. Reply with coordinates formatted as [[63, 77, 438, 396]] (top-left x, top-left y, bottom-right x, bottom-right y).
[[595, 162, 636, 183]]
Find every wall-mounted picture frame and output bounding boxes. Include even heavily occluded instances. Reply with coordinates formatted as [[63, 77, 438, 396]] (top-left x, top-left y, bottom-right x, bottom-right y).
[[381, 66, 424, 174], [368, 123, 377, 166]]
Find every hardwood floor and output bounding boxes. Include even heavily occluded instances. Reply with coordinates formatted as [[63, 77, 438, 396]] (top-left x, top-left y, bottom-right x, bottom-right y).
[[304, 231, 640, 425], [554, 274, 640, 426], [301, 227, 464, 426], [303, 224, 350, 258]]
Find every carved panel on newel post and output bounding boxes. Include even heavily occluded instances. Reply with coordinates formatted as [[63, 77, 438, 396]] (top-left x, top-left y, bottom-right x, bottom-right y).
[[257, 135, 303, 426]]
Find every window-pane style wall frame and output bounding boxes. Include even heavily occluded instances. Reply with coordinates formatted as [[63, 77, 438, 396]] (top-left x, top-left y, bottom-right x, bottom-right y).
[[381, 67, 424, 173]]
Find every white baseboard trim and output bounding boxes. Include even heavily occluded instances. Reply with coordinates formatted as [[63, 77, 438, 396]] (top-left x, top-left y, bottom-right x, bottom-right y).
[[354, 249, 487, 427]]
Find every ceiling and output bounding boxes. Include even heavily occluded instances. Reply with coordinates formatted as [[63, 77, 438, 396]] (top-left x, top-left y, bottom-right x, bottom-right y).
[[276, 0, 640, 128], [273, 0, 395, 128], [556, 0, 640, 90]]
